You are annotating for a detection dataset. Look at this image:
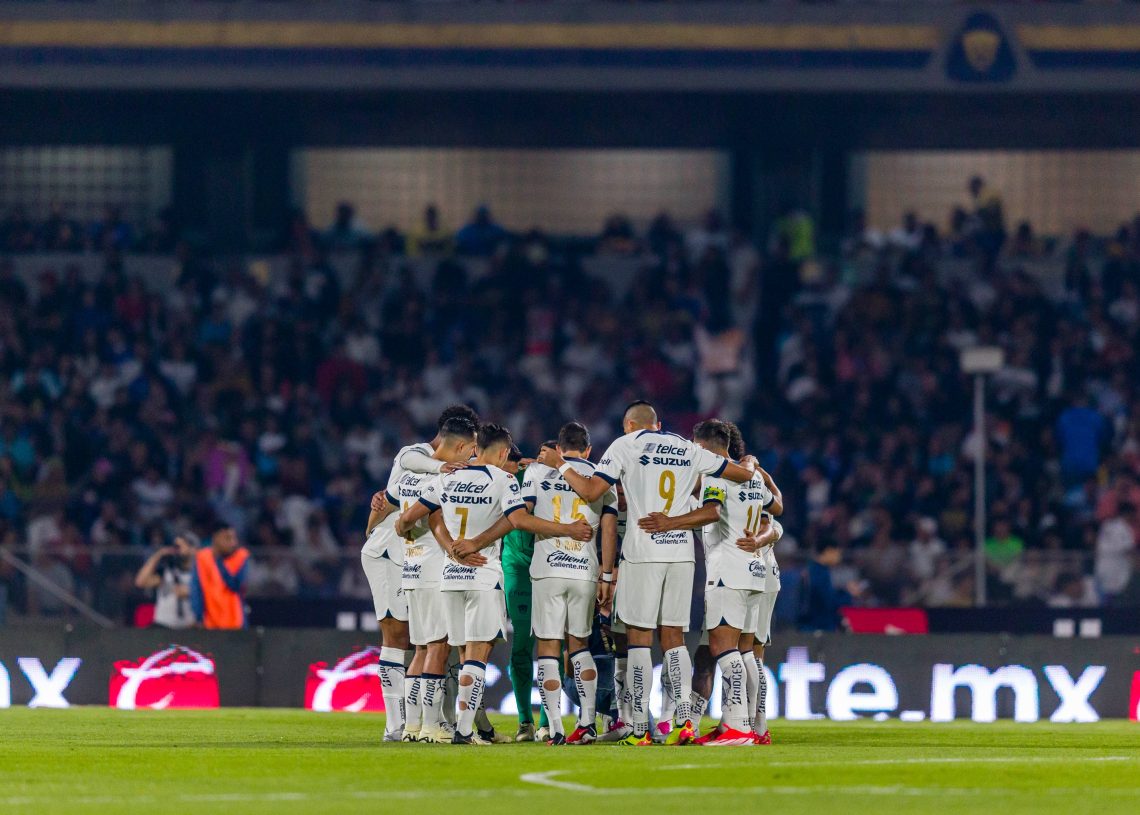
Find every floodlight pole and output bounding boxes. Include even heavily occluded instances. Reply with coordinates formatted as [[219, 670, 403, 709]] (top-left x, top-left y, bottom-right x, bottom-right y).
[[960, 346, 1004, 609], [973, 373, 987, 608]]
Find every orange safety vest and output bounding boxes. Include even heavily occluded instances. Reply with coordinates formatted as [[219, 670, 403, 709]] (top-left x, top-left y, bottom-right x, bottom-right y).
[[195, 547, 249, 629]]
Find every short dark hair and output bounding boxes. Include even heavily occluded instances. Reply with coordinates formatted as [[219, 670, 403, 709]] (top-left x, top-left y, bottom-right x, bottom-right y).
[[693, 419, 731, 452], [477, 423, 513, 453], [558, 421, 591, 452], [439, 416, 477, 442], [507, 444, 523, 463], [624, 399, 655, 416], [438, 404, 479, 431], [539, 439, 559, 451], [724, 421, 746, 461]]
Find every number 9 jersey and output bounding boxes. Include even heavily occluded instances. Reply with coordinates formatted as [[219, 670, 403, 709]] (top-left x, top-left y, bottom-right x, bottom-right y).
[[594, 429, 728, 564]]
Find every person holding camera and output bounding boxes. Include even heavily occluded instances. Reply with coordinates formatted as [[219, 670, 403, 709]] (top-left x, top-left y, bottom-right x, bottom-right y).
[[134, 533, 198, 629]]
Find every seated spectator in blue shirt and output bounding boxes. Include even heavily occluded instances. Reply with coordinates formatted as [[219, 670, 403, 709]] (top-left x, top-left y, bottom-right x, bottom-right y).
[[455, 205, 507, 256]]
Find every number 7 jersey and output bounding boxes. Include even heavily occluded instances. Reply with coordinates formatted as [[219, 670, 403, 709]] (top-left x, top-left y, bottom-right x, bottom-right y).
[[595, 429, 729, 564], [418, 464, 526, 591], [522, 457, 618, 581]]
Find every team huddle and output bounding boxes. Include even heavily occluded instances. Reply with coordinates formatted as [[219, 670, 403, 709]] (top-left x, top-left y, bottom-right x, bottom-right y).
[[361, 400, 784, 746]]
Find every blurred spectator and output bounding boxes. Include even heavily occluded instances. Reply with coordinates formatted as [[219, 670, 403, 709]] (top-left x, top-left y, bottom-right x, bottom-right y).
[[325, 202, 370, 251], [190, 523, 250, 629], [407, 204, 453, 257], [134, 533, 196, 629], [1094, 502, 1137, 598], [799, 543, 857, 631], [455, 205, 506, 256]]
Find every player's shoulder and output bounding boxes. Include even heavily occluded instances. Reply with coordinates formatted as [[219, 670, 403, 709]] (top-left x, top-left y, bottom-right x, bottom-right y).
[[563, 456, 596, 474], [398, 441, 434, 457], [701, 476, 732, 505]]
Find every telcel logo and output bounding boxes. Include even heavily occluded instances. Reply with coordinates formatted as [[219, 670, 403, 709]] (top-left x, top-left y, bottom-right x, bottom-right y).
[[0, 658, 82, 708]]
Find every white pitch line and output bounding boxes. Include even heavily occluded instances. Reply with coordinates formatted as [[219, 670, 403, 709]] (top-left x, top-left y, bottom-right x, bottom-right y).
[[763, 755, 1136, 769]]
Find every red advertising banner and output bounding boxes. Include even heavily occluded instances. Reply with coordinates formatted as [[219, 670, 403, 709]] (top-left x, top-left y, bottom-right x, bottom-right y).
[[304, 646, 387, 713], [109, 645, 220, 710]]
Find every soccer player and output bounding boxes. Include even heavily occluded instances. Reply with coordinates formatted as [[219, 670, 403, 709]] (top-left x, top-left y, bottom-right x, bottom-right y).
[[398, 423, 592, 745], [376, 417, 478, 743], [639, 419, 779, 745], [540, 400, 758, 746], [361, 405, 477, 742], [521, 422, 619, 744], [502, 441, 556, 742]]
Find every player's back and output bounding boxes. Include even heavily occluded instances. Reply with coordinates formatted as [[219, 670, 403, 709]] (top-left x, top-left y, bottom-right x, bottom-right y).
[[702, 475, 771, 592], [597, 429, 727, 564], [525, 457, 615, 580], [362, 442, 435, 563], [423, 464, 524, 591]]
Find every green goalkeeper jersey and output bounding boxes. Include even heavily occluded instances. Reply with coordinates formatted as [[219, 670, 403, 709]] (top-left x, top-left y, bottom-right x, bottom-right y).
[[502, 468, 535, 567]]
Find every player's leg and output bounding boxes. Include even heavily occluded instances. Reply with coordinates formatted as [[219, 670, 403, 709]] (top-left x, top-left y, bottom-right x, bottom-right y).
[[503, 551, 538, 739], [706, 623, 750, 743], [691, 641, 714, 732], [615, 561, 665, 745], [532, 578, 568, 742], [753, 589, 778, 744], [738, 633, 758, 734], [455, 639, 493, 743], [660, 561, 696, 744], [565, 578, 598, 742], [419, 638, 451, 743], [403, 645, 426, 741], [362, 551, 409, 741], [453, 588, 507, 745]]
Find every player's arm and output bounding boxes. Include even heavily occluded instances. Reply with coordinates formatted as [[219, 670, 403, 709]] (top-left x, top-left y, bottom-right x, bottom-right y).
[[395, 499, 430, 537], [430, 509, 488, 567], [759, 468, 784, 516], [399, 447, 465, 475], [720, 458, 758, 483], [736, 513, 782, 553], [537, 447, 612, 503], [509, 507, 593, 542], [638, 501, 720, 533], [366, 490, 397, 534], [598, 509, 619, 607]]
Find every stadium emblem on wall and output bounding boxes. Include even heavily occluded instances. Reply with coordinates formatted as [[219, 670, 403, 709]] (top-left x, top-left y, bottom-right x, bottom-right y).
[[305, 646, 386, 713], [109, 645, 220, 710], [946, 12, 1016, 82]]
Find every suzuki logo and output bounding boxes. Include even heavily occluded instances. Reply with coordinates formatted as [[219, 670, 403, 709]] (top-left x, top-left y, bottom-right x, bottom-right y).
[[0, 658, 82, 709]]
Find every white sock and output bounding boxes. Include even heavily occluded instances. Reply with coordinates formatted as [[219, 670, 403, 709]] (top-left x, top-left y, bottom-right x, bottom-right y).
[[443, 649, 460, 727], [659, 665, 676, 727], [690, 691, 707, 729], [456, 661, 486, 738], [757, 656, 769, 734], [378, 647, 407, 735], [716, 650, 747, 732], [421, 673, 446, 729], [404, 675, 423, 731], [570, 649, 598, 728], [628, 647, 652, 736], [614, 657, 630, 723], [743, 653, 759, 732], [537, 657, 564, 736], [663, 646, 693, 725]]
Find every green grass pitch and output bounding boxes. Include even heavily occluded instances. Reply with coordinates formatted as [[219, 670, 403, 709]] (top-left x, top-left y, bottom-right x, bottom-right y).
[[1, 708, 1137, 815]]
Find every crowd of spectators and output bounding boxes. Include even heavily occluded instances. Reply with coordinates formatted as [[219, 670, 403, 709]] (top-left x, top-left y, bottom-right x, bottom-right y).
[[0, 180, 1138, 629]]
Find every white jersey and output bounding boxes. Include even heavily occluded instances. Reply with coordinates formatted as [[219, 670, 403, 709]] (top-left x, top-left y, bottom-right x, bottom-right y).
[[595, 429, 729, 564], [419, 464, 525, 591], [362, 442, 436, 562], [701, 475, 774, 591], [401, 475, 444, 589], [522, 457, 618, 581]]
